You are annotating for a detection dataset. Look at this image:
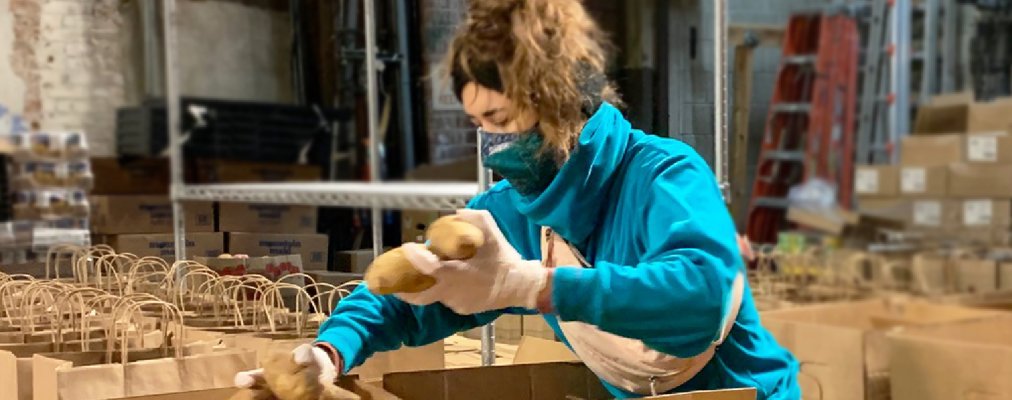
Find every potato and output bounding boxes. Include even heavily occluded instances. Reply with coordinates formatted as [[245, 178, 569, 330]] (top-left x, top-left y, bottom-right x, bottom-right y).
[[364, 215, 486, 295]]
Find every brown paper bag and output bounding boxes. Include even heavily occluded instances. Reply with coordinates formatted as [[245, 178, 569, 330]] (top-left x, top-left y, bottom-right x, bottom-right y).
[[32, 300, 257, 400]]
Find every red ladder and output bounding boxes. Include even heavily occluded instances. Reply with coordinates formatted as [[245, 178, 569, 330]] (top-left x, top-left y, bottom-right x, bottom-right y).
[[745, 11, 859, 244]]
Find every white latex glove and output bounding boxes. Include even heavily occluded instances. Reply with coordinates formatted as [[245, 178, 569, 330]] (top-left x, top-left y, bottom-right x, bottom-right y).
[[395, 209, 548, 315], [234, 343, 338, 398]]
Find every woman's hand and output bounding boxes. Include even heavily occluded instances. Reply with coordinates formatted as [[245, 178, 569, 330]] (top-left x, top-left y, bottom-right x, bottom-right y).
[[234, 343, 340, 399], [395, 209, 548, 315]]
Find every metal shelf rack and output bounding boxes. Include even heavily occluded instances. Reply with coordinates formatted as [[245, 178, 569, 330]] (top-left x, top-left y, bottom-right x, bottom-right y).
[[161, 0, 730, 368]]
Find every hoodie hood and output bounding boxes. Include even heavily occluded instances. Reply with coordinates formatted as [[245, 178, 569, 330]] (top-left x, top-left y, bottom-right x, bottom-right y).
[[509, 102, 637, 245]]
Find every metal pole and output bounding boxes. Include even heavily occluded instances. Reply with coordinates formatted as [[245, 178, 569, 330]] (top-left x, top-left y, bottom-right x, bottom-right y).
[[394, 0, 416, 171], [363, 0, 383, 259], [921, 0, 940, 105], [713, 0, 729, 200], [162, 0, 187, 262], [141, 1, 162, 97], [476, 132, 496, 367], [890, 0, 912, 164], [940, 0, 960, 93]]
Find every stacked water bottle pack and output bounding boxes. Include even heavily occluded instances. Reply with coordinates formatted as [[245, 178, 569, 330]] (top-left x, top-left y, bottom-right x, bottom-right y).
[[1, 131, 93, 266]]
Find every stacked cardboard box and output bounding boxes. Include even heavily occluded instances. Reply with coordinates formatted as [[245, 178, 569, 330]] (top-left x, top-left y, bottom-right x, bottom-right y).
[[207, 161, 329, 271], [856, 94, 1012, 246], [90, 195, 223, 262]]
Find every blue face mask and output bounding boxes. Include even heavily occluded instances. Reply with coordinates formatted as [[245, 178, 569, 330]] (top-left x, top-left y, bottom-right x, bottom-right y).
[[479, 128, 520, 159], [478, 127, 560, 195]]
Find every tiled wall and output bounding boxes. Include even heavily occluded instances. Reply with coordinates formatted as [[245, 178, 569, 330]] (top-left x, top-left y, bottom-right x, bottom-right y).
[[666, 0, 828, 222]]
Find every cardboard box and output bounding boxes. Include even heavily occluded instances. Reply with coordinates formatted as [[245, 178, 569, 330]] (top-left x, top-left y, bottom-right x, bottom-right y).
[[786, 207, 859, 235], [90, 157, 170, 195], [900, 135, 964, 167], [954, 228, 1012, 246], [335, 249, 376, 274], [899, 166, 948, 197], [90, 196, 214, 234], [904, 199, 957, 229], [218, 203, 318, 234], [761, 298, 1001, 400], [106, 379, 392, 400], [965, 131, 1012, 164], [511, 336, 579, 365], [193, 160, 322, 183], [888, 317, 1012, 400], [947, 163, 1012, 198], [98, 232, 224, 262], [381, 362, 757, 400], [401, 210, 454, 244], [857, 197, 906, 213], [305, 271, 364, 287], [954, 258, 999, 293], [227, 232, 328, 271], [854, 165, 900, 197], [912, 92, 975, 134], [955, 199, 1012, 228], [913, 93, 1012, 134]]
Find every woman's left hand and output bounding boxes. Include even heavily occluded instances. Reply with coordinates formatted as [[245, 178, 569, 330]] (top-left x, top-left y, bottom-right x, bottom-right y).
[[395, 209, 549, 315]]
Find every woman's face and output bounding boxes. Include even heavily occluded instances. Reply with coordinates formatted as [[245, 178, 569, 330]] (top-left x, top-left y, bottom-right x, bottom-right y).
[[461, 82, 538, 134]]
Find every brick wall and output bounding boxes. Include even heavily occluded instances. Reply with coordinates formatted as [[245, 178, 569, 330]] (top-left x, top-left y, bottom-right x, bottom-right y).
[[2, 0, 290, 157], [2, 0, 125, 156]]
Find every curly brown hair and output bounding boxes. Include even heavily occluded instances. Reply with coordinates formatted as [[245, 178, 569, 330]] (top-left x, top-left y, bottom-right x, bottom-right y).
[[442, 0, 622, 160]]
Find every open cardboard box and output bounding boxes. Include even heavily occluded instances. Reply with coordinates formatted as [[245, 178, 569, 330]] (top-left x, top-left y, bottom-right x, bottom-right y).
[[100, 335, 756, 400], [761, 298, 1004, 400], [888, 316, 1012, 400]]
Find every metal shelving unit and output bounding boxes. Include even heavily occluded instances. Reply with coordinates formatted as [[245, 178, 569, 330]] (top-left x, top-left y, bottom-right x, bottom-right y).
[[161, 0, 729, 368]]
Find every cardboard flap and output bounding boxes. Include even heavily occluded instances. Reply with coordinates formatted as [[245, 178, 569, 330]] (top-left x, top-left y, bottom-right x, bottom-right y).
[[650, 388, 757, 399], [382, 362, 607, 400], [512, 336, 579, 365], [888, 318, 1012, 400]]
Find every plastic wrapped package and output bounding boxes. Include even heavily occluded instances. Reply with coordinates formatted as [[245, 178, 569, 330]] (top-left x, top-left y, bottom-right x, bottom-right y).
[[10, 131, 89, 161], [67, 159, 94, 190]]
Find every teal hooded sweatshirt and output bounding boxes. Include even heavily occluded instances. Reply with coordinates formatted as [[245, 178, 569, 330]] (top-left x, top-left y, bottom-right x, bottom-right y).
[[317, 103, 800, 399]]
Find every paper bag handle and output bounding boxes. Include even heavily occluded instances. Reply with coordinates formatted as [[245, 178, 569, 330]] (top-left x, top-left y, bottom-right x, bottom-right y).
[[53, 287, 111, 351], [108, 299, 184, 365], [304, 283, 338, 315]]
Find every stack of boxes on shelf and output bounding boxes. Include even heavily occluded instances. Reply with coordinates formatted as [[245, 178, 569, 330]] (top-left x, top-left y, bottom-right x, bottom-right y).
[[856, 93, 1012, 247], [203, 160, 329, 273], [2, 132, 92, 274], [89, 158, 222, 261], [89, 159, 329, 271]]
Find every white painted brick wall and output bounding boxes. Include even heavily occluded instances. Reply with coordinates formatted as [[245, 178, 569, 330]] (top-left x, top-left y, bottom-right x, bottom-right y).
[[2, 0, 126, 156]]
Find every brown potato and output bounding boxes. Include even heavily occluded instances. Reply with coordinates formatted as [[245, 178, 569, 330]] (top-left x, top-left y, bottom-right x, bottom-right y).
[[426, 216, 485, 259], [260, 349, 359, 400], [363, 215, 485, 295]]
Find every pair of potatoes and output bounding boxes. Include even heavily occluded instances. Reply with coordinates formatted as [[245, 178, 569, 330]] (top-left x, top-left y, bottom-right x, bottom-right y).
[[250, 215, 484, 400]]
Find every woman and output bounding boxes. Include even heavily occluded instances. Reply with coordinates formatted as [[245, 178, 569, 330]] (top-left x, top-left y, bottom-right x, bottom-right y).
[[236, 0, 799, 398]]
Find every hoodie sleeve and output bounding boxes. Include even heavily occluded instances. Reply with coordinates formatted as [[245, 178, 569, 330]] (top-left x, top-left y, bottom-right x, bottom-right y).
[[549, 149, 743, 359], [315, 193, 510, 374], [316, 285, 502, 374]]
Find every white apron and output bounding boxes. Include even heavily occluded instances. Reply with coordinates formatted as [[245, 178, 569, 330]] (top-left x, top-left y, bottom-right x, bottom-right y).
[[540, 227, 745, 396]]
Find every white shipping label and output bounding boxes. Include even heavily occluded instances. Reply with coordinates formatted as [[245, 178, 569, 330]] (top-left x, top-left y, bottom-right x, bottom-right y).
[[913, 201, 942, 226], [901, 168, 927, 193], [963, 200, 994, 226], [968, 136, 998, 162], [855, 169, 879, 194]]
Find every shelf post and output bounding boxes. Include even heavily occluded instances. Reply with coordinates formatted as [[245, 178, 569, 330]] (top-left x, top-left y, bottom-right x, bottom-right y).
[[476, 133, 496, 367], [162, 0, 187, 262], [890, 0, 912, 164], [363, 0, 383, 259], [714, 0, 730, 203]]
